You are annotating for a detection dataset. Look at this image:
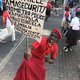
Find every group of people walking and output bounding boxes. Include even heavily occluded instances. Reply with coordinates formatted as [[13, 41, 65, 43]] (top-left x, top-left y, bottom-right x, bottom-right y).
[[64, 7, 80, 52], [61, 4, 80, 52], [0, 2, 17, 43]]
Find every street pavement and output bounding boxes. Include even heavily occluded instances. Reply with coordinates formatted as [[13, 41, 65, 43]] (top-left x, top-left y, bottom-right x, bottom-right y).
[[0, 8, 80, 80], [44, 8, 80, 80]]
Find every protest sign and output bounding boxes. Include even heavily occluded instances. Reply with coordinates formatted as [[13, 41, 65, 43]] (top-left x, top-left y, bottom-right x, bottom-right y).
[[6, 0, 48, 42]]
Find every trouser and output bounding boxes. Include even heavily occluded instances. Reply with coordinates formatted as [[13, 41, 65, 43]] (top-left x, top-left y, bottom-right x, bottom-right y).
[[66, 44, 72, 49], [7, 25, 16, 41]]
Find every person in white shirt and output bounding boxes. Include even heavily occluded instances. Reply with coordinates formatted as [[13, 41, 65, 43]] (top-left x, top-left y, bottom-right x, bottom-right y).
[[63, 8, 80, 52]]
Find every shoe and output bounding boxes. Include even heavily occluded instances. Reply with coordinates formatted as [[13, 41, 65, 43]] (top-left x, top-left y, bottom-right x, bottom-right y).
[[63, 46, 69, 52], [64, 48, 68, 52], [69, 48, 72, 52], [12, 39, 18, 42]]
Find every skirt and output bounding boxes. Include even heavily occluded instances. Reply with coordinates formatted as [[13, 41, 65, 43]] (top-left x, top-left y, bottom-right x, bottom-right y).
[[65, 28, 79, 46], [13, 56, 46, 80]]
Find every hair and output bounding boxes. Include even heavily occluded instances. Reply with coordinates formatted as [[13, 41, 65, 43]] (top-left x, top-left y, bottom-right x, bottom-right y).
[[76, 7, 80, 17], [76, 11, 80, 17], [51, 1, 54, 6]]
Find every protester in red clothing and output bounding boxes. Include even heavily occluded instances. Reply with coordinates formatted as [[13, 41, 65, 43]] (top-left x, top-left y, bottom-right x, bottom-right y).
[[3, 6, 12, 26], [0, 4, 18, 43], [45, 0, 53, 21], [13, 28, 62, 80]]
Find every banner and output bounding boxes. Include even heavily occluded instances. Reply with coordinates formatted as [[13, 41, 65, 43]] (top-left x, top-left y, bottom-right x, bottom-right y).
[[6, 0, 47, 42]]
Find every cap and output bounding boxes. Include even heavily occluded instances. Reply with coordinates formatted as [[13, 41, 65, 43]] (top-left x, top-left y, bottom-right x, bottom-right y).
[[52, 28, 62, 39]]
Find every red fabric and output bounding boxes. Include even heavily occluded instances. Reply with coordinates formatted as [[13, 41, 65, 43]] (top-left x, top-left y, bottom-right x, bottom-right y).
[[46, 43, 58, 59], [32, 37, 58, 59], [32, 41, 40, 49], [3, 11, 11, 26], [13, 37, 58, 80], [65, 11, 69, 18], [52, 28, 62, 39], [14, 58, 46, 80], [46, 2, 52, 9]]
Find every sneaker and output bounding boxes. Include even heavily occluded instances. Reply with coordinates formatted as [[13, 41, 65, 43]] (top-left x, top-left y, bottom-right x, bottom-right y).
[[69, 48, 72, 52], [12, 39, 18, 42], [64, 48, 69, 52], [63, 47, 69, 52]]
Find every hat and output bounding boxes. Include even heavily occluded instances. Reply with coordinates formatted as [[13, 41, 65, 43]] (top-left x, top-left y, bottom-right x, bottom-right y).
[[52, 28, 62, 39], [65, 11, 69, 18]]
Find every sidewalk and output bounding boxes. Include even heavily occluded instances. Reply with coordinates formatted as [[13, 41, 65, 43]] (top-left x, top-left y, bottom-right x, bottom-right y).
[[44, 8, 80, 80], [46, 36, 80, 80]]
